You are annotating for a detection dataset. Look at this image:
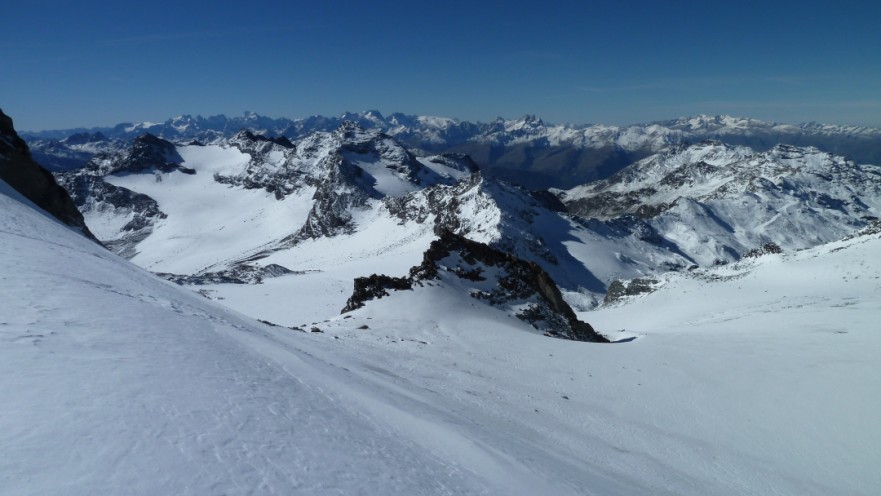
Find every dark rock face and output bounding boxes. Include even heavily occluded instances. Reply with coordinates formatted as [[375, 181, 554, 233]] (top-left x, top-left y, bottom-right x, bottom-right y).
[[0, 108, 97, 241], [295, 152, 373, 240], [342, 274, 413, 313], [342, 231, 609, 343], [415, 232, 607, 342]]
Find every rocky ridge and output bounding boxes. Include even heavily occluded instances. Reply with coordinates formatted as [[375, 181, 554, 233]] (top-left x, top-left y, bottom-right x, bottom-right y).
[[343, 231, 609, 342]]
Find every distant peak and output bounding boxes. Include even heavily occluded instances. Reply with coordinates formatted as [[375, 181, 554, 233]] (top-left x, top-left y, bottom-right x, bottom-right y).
[[521, 114, 543, 125], [363, 110, 384, 120]]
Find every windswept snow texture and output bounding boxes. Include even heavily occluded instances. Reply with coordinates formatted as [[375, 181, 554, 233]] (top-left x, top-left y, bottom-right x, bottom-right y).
[[3, 176, 881, 495], [0, 180, 531, 495]]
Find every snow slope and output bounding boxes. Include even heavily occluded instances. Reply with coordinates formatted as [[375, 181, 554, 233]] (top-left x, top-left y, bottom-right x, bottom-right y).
[[0, 179, 515, 495], [3, 169, 880, 495], [104, 143, 315, 273], [317, 225, 881, 495], [582, 227, 881, 494]]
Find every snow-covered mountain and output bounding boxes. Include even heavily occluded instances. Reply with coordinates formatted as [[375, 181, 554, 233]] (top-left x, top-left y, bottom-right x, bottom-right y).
[[57, 123, 708, 314], [5, 107, 881, 494], [54, 119, 881, 319], [13, 167, 881, 494], [557, 141, 881, 265], [27, 111, 881, 188]]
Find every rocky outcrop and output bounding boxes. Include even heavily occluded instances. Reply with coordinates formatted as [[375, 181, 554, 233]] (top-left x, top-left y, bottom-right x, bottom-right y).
[[341, 275, 413, 313], [234, 129, 295, 149], [743, 242, 783, 258], [294, 152, 373, 240], [342, 231, 609, 342], [0, 108, 97, 240], [603, 278, 661, 305]]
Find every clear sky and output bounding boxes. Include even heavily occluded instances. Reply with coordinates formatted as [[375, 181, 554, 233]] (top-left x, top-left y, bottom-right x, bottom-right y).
[[3, 0, 880, 131]]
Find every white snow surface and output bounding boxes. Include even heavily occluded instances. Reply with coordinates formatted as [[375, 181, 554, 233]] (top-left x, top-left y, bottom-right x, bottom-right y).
[[3, 170, 881, 495], [0, 181, 514, 495], [104, 144, 315, 273]]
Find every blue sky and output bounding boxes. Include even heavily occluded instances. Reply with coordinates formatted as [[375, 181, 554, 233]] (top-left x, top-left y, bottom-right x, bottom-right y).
[[2, 0, 880, 131]]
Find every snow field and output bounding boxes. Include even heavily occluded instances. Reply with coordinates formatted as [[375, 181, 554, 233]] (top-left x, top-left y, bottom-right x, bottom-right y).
[[105, 144, 316, 274]]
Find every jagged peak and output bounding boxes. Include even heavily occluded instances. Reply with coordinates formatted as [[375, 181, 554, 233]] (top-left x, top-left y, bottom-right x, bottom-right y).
[[516, 114, 544, 125]]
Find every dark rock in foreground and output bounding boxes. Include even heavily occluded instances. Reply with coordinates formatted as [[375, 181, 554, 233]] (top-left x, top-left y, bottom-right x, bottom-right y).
[[343, 231, 609, 343], [0, 108, 97, 241]]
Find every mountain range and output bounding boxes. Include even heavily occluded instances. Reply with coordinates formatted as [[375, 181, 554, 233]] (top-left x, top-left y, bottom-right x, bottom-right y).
[[49, 112, 881, 319], [2, 106, 880, 494], [24, 111, 881, 189]]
